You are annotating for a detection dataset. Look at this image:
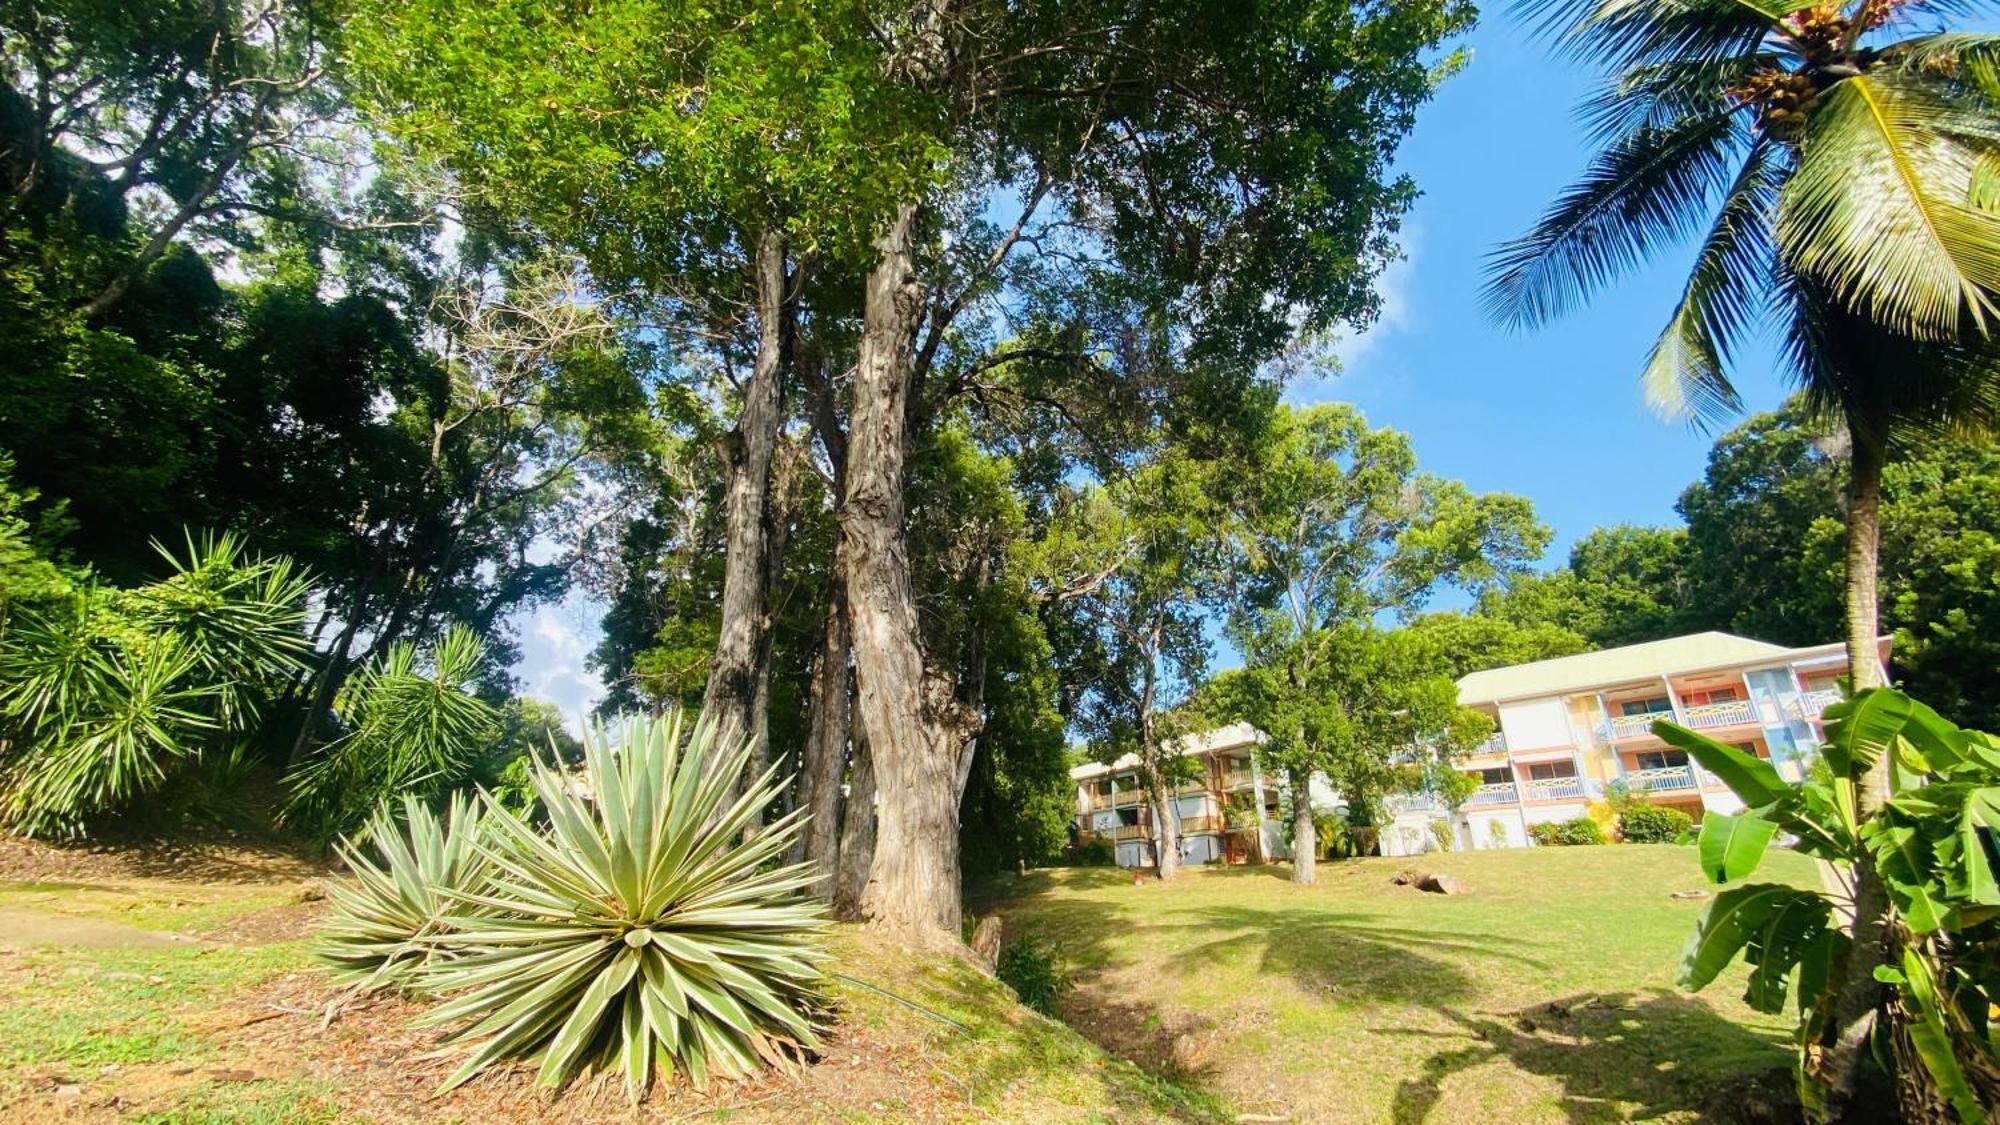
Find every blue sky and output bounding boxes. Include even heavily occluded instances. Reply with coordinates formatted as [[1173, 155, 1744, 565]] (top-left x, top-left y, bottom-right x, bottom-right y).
[[513, 10, 1805, 720], [1293, 10, 1794, 555]]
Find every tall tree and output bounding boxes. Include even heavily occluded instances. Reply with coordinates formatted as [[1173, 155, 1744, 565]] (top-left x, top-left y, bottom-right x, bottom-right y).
[[1227, 403, 1546, 883], [1487, 0, 2000, 1104], [1036, 448, 1228, 881]]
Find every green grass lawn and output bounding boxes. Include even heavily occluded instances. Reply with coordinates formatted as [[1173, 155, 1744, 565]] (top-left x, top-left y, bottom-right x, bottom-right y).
[[980, 844, 1823, 1123]]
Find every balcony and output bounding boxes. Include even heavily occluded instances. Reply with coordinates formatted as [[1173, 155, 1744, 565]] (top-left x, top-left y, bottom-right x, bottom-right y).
[[1680, 699, 1759, 730], [1083, 791, 1113, 811], [1599, 712, 1666, 741], [1464, 782, 1519, 807], [1785, 688, 1843, 720], [1108, 823, 1152, 842], [1179, 815, 1223, 835], [1521, 776, 1587, 802], [1220, 770, 1261, 791], [1383, 793, 1441, 815], [1625, 765, 1698, 793], [1112, 788, 1145, 808], [1472, 732, 1506, 755]]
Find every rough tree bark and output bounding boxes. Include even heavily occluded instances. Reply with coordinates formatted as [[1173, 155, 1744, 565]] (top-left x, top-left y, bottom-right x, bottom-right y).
[[833, 732, 876, 918], [842, 201, 965, 944], [1290, 765, 1317, 885], [700, 229, 788, 759], [1149, 770, 1181, 881], [793, 542, 851, 892], [1821, 421, 1892, 1114]]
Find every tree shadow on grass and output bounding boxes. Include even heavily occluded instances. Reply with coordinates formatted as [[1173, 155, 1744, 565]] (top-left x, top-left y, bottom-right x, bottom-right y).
[[1383, 990, 1798, 1124]]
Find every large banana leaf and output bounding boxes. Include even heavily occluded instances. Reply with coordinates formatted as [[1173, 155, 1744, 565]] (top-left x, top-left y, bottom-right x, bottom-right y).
[[1679, 882, 1841, 1015], [1697, 810, 1778, 884], [1653, 721, 1788, 806]]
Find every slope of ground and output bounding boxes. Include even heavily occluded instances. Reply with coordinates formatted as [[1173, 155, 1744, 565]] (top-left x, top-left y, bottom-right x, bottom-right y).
[[0, 840, 1219, 1123], [980, 845, 1823, 1124]]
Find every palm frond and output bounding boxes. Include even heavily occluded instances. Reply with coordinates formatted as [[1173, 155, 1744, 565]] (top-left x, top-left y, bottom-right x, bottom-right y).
[[1516, 0, 1798, 70], [1641, 137, 1784, 424], [1578, 55, 1773, 142], [1778, 72, 2000, 340], [1486, 107, 1751, 328]]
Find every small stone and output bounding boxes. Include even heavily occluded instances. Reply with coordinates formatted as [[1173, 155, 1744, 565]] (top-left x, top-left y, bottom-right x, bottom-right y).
[[1670, 890, 1712, 901], [292, 882, 327, 904], [54, 1084, 82, 1098], [1169, 1031, 1214, 1072], [206, 1069, 255, 1083], [1389, 870, 1422, 887], [98, 1064, 120, 1077], [145, 975, 166, 985]]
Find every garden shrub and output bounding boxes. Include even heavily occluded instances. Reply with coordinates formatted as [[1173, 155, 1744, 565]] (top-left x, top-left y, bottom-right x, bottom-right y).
[[1529, 817, 1607, 846], [1070, 835, 1116, 866], [1619, 802, 1693, 844], [996, 932, 1071, 1017]]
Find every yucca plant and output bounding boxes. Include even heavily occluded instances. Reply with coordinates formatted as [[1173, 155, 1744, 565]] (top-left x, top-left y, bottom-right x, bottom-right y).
[[0, 533, 309, 838], [282, 624, 498, 842], [417, 711, 829, 1097], [320, 792, 491, 994]]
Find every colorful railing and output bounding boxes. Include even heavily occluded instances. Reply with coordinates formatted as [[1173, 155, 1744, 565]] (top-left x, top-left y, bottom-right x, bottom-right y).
[[1785, 688, 1844, 720], [1681, 699, 1758, 730], [1464, 782, 1520, 807], [1521, 776, 1586, 801], [1625, 765, 1698, 793], [1599, 712, 1665, 741]]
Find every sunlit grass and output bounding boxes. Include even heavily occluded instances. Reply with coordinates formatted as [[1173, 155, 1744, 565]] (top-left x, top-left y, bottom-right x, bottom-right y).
[[983, 844, 1822, 1123]]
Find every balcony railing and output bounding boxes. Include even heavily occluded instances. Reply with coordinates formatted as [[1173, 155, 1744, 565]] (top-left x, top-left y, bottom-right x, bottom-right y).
[[1472, 732, 1506, 755], [1084, 791, 1113, 811], [1112, 788, 1145, 807], [1108, 823, 1152, 841], [1383, 793, 1441, 815], [1521, 776, 1587, 801], [1681, 699, 1758, 730], [1785, 688, 1844, 720], [1464, 782, 1519, 807], [1179, 815, 1223, 835], [1220, 770, 1261, 791], [1625, 765, 1698, 793], [1599, 712, 1667, 741]]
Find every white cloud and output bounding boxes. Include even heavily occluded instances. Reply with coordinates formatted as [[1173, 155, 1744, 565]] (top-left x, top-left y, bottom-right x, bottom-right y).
[[1290, 229, 1420, 403], [511, 592, 605, 733]]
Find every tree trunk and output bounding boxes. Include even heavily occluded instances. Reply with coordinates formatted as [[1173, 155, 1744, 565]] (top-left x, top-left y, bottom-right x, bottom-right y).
[[1821, 422, 1892, 1114], [700, 228, 787, 760], [1290, 765, 1317, 885], [843, 201, 963, 946], [833, 731, 876, 919], [286, 606, 364, 767], [1152, 778, 1180, 882], [794, 544, 851, 892]]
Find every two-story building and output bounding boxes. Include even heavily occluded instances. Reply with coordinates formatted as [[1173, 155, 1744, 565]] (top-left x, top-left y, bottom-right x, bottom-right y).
[[1070, 722, 1289, 869], [1382, 630, 1891, 854]]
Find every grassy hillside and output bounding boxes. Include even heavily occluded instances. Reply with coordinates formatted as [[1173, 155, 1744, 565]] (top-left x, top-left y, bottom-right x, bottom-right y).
[[0, 839, 1219, 1123], [981, 845, 1824, 1123]]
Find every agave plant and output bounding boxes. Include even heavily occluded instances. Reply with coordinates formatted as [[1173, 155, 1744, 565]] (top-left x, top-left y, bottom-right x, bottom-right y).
[[418, 711, 828, 1097], [320, 792, 491, 994]]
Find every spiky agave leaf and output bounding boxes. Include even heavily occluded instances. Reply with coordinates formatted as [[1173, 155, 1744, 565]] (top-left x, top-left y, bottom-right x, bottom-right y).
[[319, 792, 492, 993], [418, 711, 829, 1099]]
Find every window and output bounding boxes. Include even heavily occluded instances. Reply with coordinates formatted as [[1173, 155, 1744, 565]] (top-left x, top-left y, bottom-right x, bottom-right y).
[[1682, 687, 1740, 706], [1733, 741, 1766, 758], [1525, 760, 1577, 781], [1473, 768, 1510, 785], [1619, 697, 1674, 717], [1634, 750, 1690, 771]]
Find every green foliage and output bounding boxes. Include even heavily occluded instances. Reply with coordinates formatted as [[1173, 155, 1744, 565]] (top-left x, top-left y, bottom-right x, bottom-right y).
[[1528, 817, 1607, 847], [0, 451, 77, 613], [996, 933, 1072, 1018], [1618, 802, 1694, 845], [415, 712, 828, 1096], [0, 533, 308, 838], [1667, 688, 2000, 1113], [281, 626, 499, 843], [1068, 836, 1117, 867], [320, 794, 491, 995]]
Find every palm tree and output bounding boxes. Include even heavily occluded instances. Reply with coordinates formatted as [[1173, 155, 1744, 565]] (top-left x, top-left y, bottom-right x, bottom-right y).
[[1487, 0, 2000, 1110]]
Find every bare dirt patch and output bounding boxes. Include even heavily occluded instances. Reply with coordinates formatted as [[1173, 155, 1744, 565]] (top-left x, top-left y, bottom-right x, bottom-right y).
[[0, 835, 332, 887]]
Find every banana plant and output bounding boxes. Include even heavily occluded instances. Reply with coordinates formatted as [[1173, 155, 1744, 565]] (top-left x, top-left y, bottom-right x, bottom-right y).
[[1657, 689, 1999, 1122]]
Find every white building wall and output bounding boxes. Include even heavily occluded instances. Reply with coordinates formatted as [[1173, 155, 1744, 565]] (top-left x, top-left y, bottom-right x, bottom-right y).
[[1498, 698, 1572, 750]]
